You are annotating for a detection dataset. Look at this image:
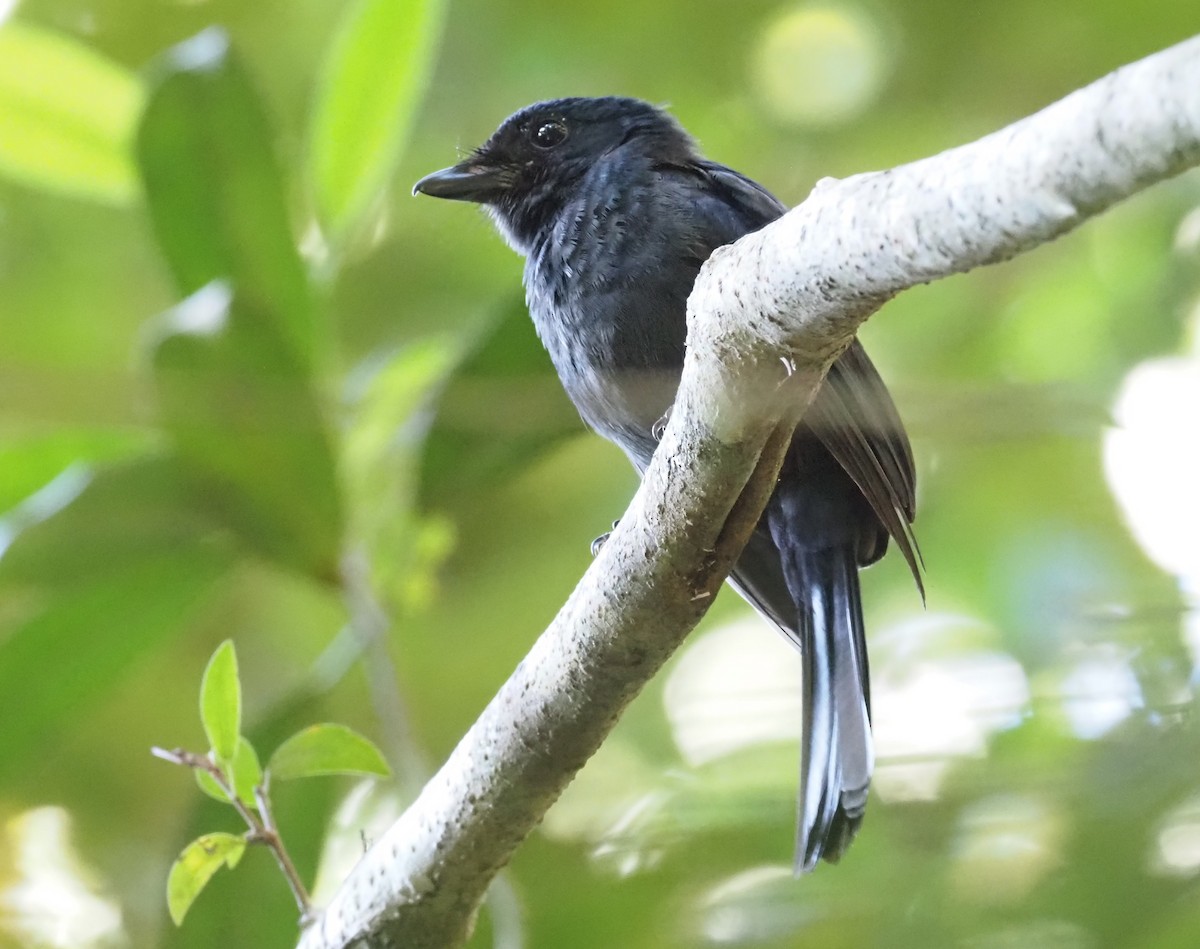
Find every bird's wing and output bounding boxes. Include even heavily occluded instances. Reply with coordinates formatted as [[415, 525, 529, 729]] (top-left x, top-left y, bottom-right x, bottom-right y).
[[688, 159, 789, 227], [803, 340, 922, 592], [684, 160, 922, 591], [727, 530, 802, 646]]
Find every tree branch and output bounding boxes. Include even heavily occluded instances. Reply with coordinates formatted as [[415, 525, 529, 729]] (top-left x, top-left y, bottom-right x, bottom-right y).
[[298, 34, 1200, 949]]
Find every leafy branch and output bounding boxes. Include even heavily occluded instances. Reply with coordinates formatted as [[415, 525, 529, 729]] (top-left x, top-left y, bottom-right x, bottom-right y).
[[153, 641, 390, 926]]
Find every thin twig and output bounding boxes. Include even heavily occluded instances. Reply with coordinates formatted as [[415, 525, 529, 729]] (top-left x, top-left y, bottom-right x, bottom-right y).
[[253, 778, 313, 918], [152, 746, 312, 915], [340, 548, 430, 798]]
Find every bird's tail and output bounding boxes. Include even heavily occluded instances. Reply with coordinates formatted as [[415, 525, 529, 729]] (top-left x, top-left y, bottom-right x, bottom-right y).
[[787, 545, 873, 873]]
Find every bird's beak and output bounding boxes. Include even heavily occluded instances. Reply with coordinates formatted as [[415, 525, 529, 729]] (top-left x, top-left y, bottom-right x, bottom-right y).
[[412, 160, 510, 203]]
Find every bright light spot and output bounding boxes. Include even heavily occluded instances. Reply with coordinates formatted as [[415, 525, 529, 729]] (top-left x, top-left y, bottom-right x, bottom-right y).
[[299, 218, 332, 270], [1174, 204, 1200, 254], [951, 795, 1062, 905], [1105, 326, 1200, 672], [1153, 795, 1200, 876], [1056, 647, 1142, 739], [1104, 351, 1200, 586], [0, 808, 126, 949], [667, 612, 1028, 801], [0, 1, 20, 26], [874, 646, 1029, 802], [695, 865, 813, 944], [543, 740, 658, 843], [169, 27, 229, 73], [751, 5, 888, 126], [541, 739, 678, 876], [590, 791, 670, 877], [0, 465, 91, 557], [157, 281, 233, 338], [665, 618, 800, 767]]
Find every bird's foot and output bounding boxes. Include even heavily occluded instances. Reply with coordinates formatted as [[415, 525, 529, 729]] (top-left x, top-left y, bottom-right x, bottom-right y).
[[651, 407, 673, 442], [590, 519, 621, 556]]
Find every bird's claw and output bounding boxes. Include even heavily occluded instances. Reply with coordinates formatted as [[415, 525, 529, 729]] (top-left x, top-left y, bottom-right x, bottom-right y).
[[651, 409, 672, 442], [590, 519, 622, 556]]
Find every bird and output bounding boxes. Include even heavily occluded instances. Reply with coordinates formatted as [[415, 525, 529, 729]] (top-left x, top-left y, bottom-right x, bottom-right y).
[[414, 97, 919, 872]]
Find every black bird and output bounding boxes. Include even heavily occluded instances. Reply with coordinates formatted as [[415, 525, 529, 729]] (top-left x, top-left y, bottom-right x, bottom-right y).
[[414, 97, 919, 871]]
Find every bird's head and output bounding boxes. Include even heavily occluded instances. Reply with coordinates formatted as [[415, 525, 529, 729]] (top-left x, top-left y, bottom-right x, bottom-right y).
[[413, 97, 695, 250]]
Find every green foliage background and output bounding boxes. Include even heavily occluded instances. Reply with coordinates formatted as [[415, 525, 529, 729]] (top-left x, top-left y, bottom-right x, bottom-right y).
[[0, 1, 1198, 947]]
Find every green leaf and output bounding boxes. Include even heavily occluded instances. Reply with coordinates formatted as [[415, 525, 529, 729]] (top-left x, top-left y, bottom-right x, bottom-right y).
[[0, 428, 149, 515], [149, 283, 343, 578], [268, 723, 391, 780], [0, 458, 234, 780], [200, 641, 240, 762], [342, 339, 459, 608], [309, 0, 447, 241], [417, 299, 581, 510], [193, 765, 229, 805], [137, 28, 315, 367], [167, 832, 246, 926], [230, 737, 264, 807], [138, 32, 341, 576], [0, 456, 223, 587], [343, 339, 457, 513], [0, 551, 231, 781], [0, 22, 143, 203], [193, 738, 262, 808]]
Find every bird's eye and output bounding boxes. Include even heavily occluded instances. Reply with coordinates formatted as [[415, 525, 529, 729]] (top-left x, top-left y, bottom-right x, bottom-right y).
[[531, 120, 568, 149]]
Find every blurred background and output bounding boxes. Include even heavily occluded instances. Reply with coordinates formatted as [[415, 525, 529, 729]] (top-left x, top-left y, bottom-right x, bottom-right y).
[[1, 0, 1199, 946]]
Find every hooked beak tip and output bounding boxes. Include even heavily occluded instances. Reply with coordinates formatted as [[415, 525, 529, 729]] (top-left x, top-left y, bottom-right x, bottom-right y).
[[412, 163, 506, 203]]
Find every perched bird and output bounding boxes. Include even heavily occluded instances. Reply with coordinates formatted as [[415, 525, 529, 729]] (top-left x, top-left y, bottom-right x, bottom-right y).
[[414, 97, 919, 871]]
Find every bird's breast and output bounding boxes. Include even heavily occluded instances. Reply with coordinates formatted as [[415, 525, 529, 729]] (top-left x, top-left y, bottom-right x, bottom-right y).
[[563, 361, 682, 469], [527, 269, 684, 465], [521, 168, 713, 466]]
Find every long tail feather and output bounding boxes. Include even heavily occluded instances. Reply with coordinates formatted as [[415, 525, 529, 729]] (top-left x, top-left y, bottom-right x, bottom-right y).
[[788, 546, 874, 872]]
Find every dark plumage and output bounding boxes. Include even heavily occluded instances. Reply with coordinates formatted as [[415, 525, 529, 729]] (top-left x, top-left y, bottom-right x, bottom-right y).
[[414, 97, 919, 871]]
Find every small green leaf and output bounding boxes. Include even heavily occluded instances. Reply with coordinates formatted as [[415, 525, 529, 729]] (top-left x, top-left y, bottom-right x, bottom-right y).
[[167, 832, 246, 926], [309, 0, 446, 241], [192, 739, 261, 808], [137, 28, 315, 367], [230, 737, 264, 808], [194, 765, 229, 805], [200, 641, 240, 761], [0, 22, 144, 202], [268, 724, 390, 781]]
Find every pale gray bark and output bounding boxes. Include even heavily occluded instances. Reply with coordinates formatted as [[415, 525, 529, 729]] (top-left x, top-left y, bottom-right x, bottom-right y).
[[298, 34, 1200, 949]]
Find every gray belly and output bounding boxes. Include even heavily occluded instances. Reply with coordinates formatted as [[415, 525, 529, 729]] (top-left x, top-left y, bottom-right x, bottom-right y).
[[563, 363, 682, 471]]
